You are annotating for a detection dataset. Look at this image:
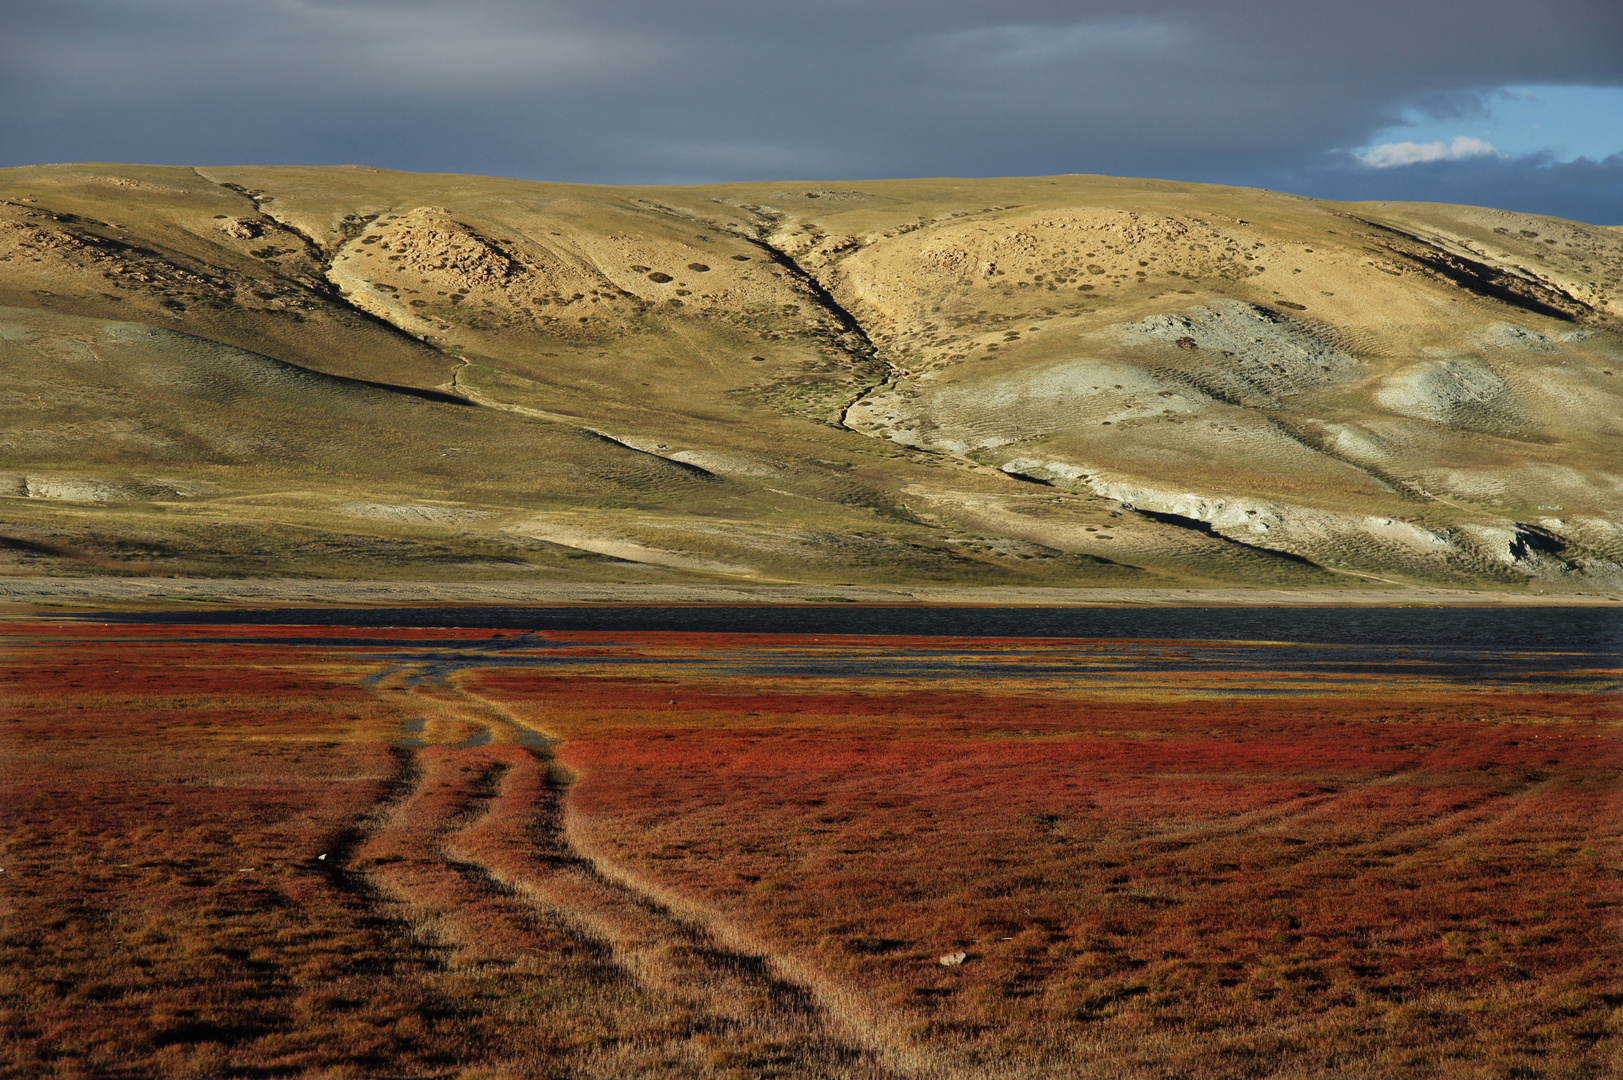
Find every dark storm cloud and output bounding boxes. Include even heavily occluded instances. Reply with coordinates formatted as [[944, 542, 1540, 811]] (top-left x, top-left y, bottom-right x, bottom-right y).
[[2, 0, 1620, 220]]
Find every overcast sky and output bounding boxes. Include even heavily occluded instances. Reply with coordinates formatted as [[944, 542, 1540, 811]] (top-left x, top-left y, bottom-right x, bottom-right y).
[[4, 0, 1621, 223]]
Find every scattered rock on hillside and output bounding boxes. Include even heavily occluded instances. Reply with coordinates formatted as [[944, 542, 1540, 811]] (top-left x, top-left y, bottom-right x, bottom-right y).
[[216, 217, 263, 240], [1115, 301, 1361, 403]]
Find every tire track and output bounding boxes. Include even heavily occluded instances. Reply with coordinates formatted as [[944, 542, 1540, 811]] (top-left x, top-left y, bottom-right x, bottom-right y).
[[1341, 774, 1563, 864], [346, 737, 714, 1077], [313, 744, 458, 975], [1089, 769, 1423, 860], [371, 680, 919, 1078], [1087, 772, 1572, 925]]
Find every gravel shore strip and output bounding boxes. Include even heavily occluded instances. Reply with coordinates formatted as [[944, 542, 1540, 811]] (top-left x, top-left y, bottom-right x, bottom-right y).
[[1, 576, 1617, 609]]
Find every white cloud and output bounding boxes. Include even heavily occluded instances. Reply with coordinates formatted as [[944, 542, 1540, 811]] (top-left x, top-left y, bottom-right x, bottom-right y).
[[1358, 135, 1500, 167]]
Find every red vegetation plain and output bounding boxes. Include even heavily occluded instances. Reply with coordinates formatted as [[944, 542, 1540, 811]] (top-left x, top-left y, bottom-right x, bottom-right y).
[[3, 619, 1618, 1079]]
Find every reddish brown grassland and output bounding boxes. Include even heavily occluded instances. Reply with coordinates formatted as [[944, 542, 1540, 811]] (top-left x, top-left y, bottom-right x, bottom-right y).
[[2, 619, 1618, 1079]]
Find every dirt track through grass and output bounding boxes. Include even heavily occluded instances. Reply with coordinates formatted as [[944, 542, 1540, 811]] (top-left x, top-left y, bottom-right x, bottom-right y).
[[359, 674, 913, 1079]]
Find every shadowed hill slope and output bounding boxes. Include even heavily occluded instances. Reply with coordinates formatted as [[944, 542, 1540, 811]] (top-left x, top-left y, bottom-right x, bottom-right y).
[[2, 164, 1619, 588]]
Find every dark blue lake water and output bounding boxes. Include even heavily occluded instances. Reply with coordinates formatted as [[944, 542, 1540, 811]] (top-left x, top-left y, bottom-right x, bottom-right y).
[[40, 605, 1618, 692], [78, 604, 1621, 649]]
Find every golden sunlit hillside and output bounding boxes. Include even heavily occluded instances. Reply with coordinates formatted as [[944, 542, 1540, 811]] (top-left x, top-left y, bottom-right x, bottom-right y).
[[3, 164, 1620, 589]]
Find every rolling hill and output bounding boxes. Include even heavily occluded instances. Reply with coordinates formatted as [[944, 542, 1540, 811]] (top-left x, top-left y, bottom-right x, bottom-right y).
[[2, 164, 1620, 589]]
